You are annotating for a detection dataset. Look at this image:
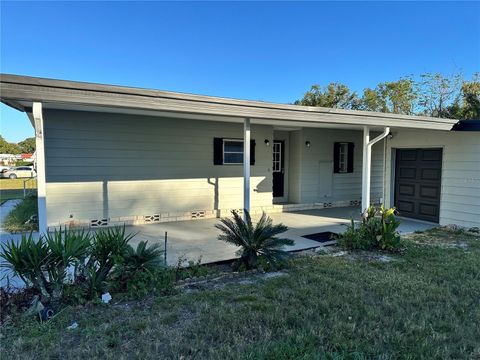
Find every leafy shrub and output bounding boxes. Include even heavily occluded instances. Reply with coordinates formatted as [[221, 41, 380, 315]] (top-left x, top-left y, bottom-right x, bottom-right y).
[[216, 210, 294, 270], [43, 228, 91, 306], [75, 226, 135, 297], [338, 205, 402, 252], [3, 195, 38, 232], [174, 256, 209, 280], [1, 225, 173, 309], [1, 233, 49, 300], [123, 268, 176, 298], [111, 240, 167, 297], [0, 228, 91, 306]]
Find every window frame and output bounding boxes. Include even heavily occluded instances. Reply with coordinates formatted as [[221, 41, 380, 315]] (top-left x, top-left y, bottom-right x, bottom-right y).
[[222, 139, 244, 165]]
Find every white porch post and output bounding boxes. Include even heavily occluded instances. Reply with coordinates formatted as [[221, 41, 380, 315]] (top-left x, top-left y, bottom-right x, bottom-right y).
[[361, 126, 371, 212], [243, 118, 251, 218], [32, 102, 47, 233]]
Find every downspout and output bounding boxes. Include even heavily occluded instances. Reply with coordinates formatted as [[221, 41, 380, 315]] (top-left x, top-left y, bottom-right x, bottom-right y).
[[362, 126, 390, 212]]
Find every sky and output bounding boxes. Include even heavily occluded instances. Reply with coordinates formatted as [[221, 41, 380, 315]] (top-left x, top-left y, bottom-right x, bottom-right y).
[[1, 1, 479, 143]]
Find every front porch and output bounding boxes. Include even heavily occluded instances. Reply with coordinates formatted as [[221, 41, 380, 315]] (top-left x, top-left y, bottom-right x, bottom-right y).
[[126, 206, 435, 265], [0, 205, 436, 287]]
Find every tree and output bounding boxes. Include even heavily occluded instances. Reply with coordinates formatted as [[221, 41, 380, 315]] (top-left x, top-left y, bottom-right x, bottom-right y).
[[416, 72, 462, 117], [0, 135, 21, 154], [460, 73, 480, 120], [358, 78, 416, 115], [18, 137, 36, 153], [376, 78, 416, 115], [295, 83, 359, 109], [360, 88, 387, 112]]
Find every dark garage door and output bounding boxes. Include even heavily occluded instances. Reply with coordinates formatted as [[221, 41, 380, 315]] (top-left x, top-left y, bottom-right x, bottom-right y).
[[394, 148, 442, 223]]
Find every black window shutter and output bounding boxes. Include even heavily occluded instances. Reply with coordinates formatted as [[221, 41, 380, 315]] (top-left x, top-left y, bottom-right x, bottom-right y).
[[250, 140, 256, 165], [333, 142, 340, 173], [347, 142, 354, 173], [213, 138, 223, 165]]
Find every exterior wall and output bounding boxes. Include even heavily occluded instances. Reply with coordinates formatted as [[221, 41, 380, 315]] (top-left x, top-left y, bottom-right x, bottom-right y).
[[294, 128, 384, 205], [385, 129, 480, 228], [43, 110, 274, 227]]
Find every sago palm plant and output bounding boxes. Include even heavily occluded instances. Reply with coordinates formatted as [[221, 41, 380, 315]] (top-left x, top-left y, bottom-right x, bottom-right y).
[[215, 210, 294, 270]]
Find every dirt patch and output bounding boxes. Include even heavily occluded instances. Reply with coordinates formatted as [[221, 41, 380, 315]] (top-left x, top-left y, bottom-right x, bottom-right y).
[[176, 269, 288, 292]]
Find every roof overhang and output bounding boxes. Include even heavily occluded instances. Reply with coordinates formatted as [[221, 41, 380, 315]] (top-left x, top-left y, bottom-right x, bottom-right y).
[[0, 73, 458, 131]]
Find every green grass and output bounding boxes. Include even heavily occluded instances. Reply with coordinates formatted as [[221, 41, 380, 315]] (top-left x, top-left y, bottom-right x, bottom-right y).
[[3, 195, 38, 232], [0, 178, 37, 202], [1, 229, 479, 359]]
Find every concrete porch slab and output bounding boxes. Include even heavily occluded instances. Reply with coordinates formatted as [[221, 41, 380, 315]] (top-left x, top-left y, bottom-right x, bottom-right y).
[[126, 206, 435, 266]]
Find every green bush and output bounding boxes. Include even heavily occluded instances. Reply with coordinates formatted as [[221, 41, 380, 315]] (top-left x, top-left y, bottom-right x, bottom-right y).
[[111, 240, 167, 297], [0, 228, 91, 306], [3, 195, 38, 232], [123, 268, 176, 298], [216, 210, 294, 270], [1, 226, 169, 309], [338, 205, 402, 252], [75, 226, 135, 297]]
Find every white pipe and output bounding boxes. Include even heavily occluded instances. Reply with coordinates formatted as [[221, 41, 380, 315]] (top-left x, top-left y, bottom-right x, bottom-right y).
[[243, 118, 251, 219], [362, 126, 390, 211]]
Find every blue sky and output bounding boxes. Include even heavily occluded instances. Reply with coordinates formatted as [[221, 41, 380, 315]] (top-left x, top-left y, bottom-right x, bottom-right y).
[[1, 1, 479, 142]]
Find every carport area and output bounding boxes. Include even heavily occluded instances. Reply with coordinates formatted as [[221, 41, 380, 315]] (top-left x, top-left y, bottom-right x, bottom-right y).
[[126, 206, 435, 266]]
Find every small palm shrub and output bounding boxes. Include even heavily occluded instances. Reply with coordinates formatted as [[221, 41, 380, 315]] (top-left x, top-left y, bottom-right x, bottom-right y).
[[216, 210, 294, 270], [338, 205, 402, 252], [0, 228, 91, 306], [1, 233, 49, 301], [75, 226, 135, 297], [1, 225, 171, 310], [112, 241, 167, 296]]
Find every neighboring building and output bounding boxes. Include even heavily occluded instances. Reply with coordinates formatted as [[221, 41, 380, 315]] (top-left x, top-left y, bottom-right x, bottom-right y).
[[20, 153, 33, 160], [0, 153, 17, 165], [0, 74, 478, 233]]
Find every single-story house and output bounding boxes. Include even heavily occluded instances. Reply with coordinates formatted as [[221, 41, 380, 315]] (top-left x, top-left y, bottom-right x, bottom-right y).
[[1, 74, 479, 233]]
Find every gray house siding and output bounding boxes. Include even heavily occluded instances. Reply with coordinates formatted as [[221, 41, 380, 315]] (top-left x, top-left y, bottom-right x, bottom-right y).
[[290, 128, 384, 205], [43, 110, 274, 226], [41, 109, 478, 229]]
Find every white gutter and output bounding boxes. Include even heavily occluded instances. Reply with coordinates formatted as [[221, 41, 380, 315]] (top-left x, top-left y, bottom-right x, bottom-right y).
[[361, 126, 390, 212]]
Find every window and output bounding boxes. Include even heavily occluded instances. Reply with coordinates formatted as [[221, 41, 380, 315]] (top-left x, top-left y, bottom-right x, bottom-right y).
[[334, 142, 354, 173], [213, 138, 256, 165], [223, 140, 244, 164], [272, 142, 282, 172], [338, 143, 348, 173]]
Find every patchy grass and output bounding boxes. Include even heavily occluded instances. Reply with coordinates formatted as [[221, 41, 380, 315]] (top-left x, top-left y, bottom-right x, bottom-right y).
[[0, 178, 37, 202], [3, 195, 38, 232], [1, 229, 479, 359]]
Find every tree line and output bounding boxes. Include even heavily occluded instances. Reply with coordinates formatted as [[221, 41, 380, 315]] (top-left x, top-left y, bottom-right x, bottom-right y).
[[0, 135, 36, 154], [294, 72, 480, 120]]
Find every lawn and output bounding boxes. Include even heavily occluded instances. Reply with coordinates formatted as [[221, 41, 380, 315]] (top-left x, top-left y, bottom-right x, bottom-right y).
[[1, 229, 479, 359], [0, 178, 37, 203]]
